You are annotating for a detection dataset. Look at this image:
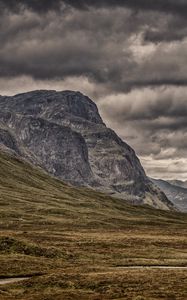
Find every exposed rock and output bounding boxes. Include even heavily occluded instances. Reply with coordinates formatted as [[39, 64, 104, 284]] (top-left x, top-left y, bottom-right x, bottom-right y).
[[0, 90, 174, 210], [168, 180, 187, 189], [0, 126, 20, 155], [151, 178, 187, 212]]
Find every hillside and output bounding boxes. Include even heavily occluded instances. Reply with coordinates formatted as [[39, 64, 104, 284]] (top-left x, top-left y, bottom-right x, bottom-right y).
[[0, 90, 173, 210], [0, 150, 187, 300], [151, 178, 187, 212], [0, 151, 180, 230]]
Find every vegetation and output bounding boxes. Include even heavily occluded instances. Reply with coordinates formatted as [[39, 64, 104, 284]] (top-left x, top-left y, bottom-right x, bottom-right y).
[[0, 151, 186, 299]]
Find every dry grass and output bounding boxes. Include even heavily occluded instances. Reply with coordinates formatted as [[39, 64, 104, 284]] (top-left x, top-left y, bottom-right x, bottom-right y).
[[0, 151, 186, 299]]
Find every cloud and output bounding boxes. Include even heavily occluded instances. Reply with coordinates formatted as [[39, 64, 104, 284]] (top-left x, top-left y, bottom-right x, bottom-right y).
[[0, 75, 106, 99], [1, 0, 187, 16], [140, 156, 187, 180], [0, 0, 63, 14], [98, 86, 187, 162], [99, 87, 187, 122], [1, 8, 187, 91], [0, 8, 138, 87]]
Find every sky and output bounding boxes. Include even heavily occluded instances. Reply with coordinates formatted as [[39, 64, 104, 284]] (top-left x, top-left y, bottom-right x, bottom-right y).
[[0, 0, 187, 180]]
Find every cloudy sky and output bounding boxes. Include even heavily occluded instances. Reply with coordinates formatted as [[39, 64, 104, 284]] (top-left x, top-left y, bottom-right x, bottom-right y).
[[0, 0, 187, 180]]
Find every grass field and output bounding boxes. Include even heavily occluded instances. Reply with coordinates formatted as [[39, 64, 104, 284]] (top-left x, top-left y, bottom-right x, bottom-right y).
[[0, 151, 186, 300]]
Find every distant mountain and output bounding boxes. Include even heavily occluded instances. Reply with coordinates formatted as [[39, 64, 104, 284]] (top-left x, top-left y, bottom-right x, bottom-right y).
[[0, 90, 174, 210], [151, 178, 187, 212], [168, 180, 187, 189]]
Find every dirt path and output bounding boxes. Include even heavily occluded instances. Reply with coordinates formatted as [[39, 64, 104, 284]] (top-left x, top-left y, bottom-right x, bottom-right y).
[[116, 266, 187, 269], [0, 267, 186, 285], [0, 277, 30, 285]]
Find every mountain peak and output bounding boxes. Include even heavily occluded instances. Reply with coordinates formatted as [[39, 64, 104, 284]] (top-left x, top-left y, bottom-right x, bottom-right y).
[[0, 90, 174, 210], [13, 90, 85, 99], [0, 90, 104, 125]]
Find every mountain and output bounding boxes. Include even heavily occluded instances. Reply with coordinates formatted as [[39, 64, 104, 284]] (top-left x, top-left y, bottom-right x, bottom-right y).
[[0, 90, 174, 210], [168, 180, 187, 189], [151, 178, 187, 212]]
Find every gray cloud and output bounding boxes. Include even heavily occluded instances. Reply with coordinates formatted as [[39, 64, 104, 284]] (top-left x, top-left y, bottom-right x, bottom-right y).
[[98, 86, 187, 180], [1, 0, 187, 16], [0, 0, 63, 13], [1, 7, 187, 91]]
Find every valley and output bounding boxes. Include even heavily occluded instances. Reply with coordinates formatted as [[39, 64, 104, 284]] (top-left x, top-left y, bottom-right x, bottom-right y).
[[0, 151, 186, 300]]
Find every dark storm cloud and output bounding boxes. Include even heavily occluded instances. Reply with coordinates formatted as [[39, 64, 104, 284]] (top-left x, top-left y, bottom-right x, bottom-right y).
[[99, 87, 187, 166], [0, 0, 187, 88], [0, 0, 62, 13], [63, 0, 187, 18], [0, 8, 138, 86], [1, 7, 187, 91], [143, 14, 187, 43], [111, 97, 187, 122], [1, 0, 187, 16], [2, 0, 185, 44]]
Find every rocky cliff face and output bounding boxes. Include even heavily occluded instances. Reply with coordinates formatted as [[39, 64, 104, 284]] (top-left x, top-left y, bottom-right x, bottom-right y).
[[151, 178, 187, 212], [0, 90, 174, 210]]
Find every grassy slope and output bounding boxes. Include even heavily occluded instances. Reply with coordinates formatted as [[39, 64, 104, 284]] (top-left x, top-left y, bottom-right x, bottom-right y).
[[0, 151, 186, 300]]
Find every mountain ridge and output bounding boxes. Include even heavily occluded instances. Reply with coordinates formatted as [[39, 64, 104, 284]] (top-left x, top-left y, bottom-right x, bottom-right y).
[[0, 90, 174, 210], [151, 178, 187, 212], [168, 179, 187, 189]]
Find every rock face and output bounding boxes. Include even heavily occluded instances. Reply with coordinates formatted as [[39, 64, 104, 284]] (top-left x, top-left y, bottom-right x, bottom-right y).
[[168, 180, 187, 189], [0, 90, 174, 210], [151, 178, 187, 212]]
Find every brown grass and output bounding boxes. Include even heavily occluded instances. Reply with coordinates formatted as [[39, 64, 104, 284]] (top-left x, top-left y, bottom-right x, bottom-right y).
[[0, 151, 186, 299]]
